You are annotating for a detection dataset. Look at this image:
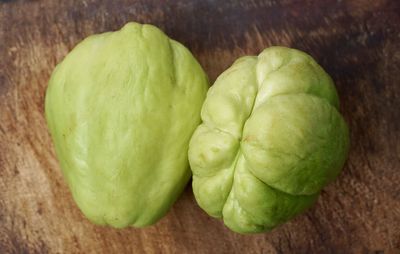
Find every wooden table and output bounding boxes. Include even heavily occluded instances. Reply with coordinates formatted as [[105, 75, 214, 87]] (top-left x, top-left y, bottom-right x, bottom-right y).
[[1, 0, 399, 253]]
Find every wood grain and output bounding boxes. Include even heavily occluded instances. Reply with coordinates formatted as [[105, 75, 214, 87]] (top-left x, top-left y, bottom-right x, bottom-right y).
[[1, 0, 400, 253]]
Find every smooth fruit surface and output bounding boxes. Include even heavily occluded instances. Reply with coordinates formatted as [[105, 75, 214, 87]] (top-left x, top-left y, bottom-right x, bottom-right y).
[[45, 22, 209, 227]]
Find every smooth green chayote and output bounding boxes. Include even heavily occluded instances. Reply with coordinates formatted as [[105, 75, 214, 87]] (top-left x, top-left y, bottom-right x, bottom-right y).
[[45, 22, 209, 227], [188, 46, 349, 233]]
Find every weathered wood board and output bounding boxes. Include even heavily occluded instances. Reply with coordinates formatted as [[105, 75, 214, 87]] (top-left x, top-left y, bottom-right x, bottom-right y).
[[1, 0, 399, 253]]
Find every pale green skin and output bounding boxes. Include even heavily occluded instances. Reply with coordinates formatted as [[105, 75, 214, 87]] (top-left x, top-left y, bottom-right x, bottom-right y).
[[45, 23, 209, 228], [188, 47, 349, 234]]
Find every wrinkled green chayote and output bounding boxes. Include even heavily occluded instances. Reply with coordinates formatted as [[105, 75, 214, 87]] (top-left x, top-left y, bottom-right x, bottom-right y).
[[45, 23, 209, 227], [189, 46, 349, 233]]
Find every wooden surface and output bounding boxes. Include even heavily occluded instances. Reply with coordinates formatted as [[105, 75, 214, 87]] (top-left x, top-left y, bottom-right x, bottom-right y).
[[1, 0, 400, 253]]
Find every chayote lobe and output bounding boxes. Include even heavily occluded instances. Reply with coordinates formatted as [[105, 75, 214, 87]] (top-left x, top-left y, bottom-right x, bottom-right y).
[[188, 46, 349, 233], [45, 23, 209, 228]]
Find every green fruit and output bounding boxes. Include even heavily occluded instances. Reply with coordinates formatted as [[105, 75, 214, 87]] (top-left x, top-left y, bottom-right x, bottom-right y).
[[45, 22, 209, 227], [188, 46, 349, 233]]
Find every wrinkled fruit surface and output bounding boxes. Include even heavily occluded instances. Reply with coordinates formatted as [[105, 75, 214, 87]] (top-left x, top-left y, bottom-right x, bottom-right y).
[[189, 46, 349, 233], [45, 23, 209, 227]]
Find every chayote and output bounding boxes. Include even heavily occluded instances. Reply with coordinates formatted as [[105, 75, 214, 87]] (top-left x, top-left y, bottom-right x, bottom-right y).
[[45, 23, 209, 227], [188, 46, 349, 233]]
